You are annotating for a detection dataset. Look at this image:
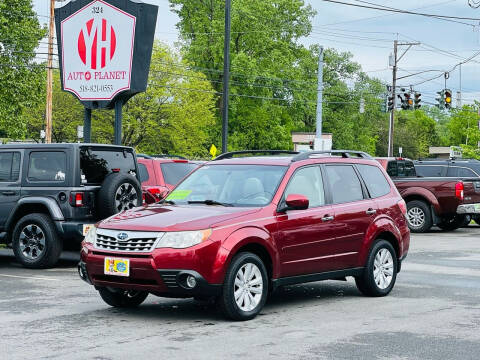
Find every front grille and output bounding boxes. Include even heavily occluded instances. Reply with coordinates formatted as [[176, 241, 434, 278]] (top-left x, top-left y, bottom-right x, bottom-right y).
[[94, 229, 162, 253]]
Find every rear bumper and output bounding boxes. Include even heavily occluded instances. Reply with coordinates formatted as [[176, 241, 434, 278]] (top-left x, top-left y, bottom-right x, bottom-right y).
[[56, 221, 92, 242], [457, 203, 480, 214]]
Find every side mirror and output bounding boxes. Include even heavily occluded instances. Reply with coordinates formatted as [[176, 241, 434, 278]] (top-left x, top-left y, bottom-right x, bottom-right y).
[[279, 194, 309, 212]]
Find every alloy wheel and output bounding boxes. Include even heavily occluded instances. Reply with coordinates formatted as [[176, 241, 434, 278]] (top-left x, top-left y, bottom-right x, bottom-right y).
[[115, 183, 138, 212], [407, 207, 425, 228], [234, 263, 263, 312], [19, 224, 46, 260], [373, 248, 394, 290]]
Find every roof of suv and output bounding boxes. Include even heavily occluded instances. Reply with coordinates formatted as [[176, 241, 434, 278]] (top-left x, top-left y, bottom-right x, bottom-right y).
[[0, 143, 134, 150]]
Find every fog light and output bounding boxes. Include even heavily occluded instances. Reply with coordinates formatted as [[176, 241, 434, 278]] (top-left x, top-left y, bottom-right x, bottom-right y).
[[186, 275, 197, 288]]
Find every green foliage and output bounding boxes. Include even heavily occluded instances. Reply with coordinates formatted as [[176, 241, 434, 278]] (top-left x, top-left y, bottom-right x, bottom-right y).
[[0, 0, 46, 138], [447, 105, 480, 147]]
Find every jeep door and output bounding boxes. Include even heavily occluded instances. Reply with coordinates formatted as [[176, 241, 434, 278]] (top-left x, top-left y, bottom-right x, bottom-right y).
[[275, 165, 337, 277], [0, 151, 22, 229], [323, 164, 377, 270]]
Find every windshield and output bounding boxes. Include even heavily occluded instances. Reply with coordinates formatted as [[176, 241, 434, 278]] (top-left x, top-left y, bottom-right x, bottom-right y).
[[166, 164, 287, 207]]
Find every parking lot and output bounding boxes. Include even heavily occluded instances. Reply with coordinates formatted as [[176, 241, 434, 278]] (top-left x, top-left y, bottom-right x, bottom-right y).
[[0, 227, 479, 360]]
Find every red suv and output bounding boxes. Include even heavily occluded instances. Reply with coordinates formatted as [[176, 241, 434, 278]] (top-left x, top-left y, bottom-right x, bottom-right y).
[[79, 150, 410, 320], [137, 154, 199, 203]]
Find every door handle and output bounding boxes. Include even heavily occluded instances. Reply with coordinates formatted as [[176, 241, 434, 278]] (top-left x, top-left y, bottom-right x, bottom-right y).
[[2, 191, 16, 196], [366, 208, 377, 215], [321, 215, 334, 222]]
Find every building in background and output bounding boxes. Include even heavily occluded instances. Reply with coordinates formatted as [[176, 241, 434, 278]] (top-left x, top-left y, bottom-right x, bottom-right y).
[[292, 132, 333, 152]]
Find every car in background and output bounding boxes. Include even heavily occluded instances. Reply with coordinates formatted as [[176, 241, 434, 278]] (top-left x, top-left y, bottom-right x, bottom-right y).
[[377, 157, 480, 232], [79, 150, 409, 320], [137, 154, 200, 203], [414, 158, 480, 178]]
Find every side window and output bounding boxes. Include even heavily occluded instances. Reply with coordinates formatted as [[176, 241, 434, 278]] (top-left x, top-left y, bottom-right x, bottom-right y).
[[138, 163, 150, 183], [0, 152, 21, 182], [404, 161, 416, 176], [28, 152, 67, 182], [386, 161, 398, 177], [415, 165, 444, 177], [457, 167, 477, 177], [325, 165, 364, 204], [284, 166, 325, 208], [446, 166, 459, 177], [357, 164, 391, 198]]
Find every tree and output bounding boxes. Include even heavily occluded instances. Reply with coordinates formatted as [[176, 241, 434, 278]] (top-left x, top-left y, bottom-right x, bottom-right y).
[[447, 105, 480, 147], [0, 0, 46, 138]]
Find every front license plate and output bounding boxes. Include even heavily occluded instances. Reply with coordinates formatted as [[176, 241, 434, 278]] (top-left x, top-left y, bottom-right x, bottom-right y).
[[82, 224, 94, 236], [104, 257, 130, 277]]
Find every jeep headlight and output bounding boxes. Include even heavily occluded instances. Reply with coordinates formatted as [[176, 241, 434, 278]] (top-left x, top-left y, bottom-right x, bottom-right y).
[[155, 229, 212, 249], [84, 226, 97, 244]]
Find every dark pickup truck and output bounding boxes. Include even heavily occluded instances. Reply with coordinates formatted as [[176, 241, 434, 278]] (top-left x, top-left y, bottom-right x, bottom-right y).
[[376, 158, 480, 233]]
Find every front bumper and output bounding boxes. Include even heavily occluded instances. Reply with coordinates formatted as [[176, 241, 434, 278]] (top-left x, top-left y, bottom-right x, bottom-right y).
[[457, 203, 480, 214]]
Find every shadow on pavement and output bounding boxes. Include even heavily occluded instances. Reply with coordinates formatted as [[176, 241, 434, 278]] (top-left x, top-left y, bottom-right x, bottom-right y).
[[0, 249, 79, 269]]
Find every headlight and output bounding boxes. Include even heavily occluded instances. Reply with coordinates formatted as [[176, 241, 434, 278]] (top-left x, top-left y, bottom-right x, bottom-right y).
[[155, 229, 212, 249], [84, 226, 97, 244]]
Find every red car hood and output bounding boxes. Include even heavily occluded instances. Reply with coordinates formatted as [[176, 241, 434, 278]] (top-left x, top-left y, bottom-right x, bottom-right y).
[[98, 204, 261, 232]]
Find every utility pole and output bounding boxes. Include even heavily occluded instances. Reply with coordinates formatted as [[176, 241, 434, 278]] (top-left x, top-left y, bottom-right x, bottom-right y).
[[314, 46, 324, 151], [387, 40, 420, 157], [221, 0, 231, 153], [45, 0, 55, 144]]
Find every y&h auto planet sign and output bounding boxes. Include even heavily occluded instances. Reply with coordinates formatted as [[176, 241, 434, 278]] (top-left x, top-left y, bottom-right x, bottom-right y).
[[55, 0, 158, 109]]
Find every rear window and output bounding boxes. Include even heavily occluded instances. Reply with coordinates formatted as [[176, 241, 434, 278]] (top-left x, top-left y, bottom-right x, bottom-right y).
[[357, 164, 391, 198], [28, 152, 66, 182], [160, 162, 197, 185], [386, 160, 416, 177], [80, 148, 136, 184], [415, 165, 445, 177]]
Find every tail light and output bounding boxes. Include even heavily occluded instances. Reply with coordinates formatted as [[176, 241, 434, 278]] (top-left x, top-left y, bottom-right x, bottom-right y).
[[69, 192, 84, 207], [142, 192, 146, 205], [397, 199, 407, 216], [147, 187, 167, 199], [455, 182, 464, 201]]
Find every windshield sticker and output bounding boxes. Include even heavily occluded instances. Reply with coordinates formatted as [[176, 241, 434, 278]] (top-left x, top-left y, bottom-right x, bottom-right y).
[[166, 190, 192, 200]]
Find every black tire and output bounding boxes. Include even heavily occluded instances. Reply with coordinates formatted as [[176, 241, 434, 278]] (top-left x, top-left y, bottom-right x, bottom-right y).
[[473, 215, 480, 226], [437, 215, 467, 231], [355, 240, 397, 297], [97, 173, 142, 219], [98, 287, 148, 308], [406, 200, 432, 233], [217, 252, 268, 321], [12, 213, 62, 269]]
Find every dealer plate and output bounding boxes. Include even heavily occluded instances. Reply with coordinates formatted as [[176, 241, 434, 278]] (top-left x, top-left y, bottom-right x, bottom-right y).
[[104, 257, 130, 277], [82, 224, 95, 236]]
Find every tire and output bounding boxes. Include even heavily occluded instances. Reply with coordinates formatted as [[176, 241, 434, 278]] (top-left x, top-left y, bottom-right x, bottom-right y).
[[12, 213, 62, 269], [355, 240, 397, 297], [473, 215, 480, 226], [437, 215, 466, 231], [217, 252, 268, 321], [406, 200, 432, 233], [98, 287, 148, 308], [97, 173, 142, 219]]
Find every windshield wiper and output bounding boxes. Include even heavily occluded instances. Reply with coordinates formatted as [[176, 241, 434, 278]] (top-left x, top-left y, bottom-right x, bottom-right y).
[[159, 199, 176, 205], [188, 200, 233, 207]]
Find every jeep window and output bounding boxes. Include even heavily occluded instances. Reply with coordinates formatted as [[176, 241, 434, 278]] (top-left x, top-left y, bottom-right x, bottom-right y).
[[28, 152, 66, 182], [168, 164, 287, 207], [138, 163, 150, 183], [0, 152, 20, 182], [357, 164, 391, 198], [325, 165, 364, 204], [284, 166, 325, 207], [80, 148, 136, 184], [160, 162, 197, 186]]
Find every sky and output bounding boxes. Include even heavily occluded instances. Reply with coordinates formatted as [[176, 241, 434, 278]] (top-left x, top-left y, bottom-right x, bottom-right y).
[[33, 0, 480, 107]]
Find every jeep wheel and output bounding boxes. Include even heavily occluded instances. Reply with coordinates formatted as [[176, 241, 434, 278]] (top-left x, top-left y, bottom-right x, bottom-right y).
[[12, 213, 62, 269], [97, 173, 142, 219], [406, 200, 432, 233], [217, 252, 268, 321], [98, 287, 148, 308], [355, 240, 397, 297]]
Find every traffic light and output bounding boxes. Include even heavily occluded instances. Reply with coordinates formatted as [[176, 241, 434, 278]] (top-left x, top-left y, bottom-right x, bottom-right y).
[[414, 92, 421, 109], [387, 95, 394, 112], [436, 89, 445, 109], [444, 89, 452, 109], [405, 92, 413, 110]]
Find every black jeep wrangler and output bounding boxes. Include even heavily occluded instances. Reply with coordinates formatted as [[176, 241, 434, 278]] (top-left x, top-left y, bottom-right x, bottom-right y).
[[0, 144, 142, 268]]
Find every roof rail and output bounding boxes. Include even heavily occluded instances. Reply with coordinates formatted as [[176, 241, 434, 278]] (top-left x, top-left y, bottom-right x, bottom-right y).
[[151, 154, 187, 160], [292, 150, 373, 162], [213, 150, 299, 161], [136, 153, 153, 159]]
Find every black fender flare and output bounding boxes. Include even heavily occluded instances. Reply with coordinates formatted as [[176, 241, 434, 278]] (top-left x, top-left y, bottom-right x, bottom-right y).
[[6, 197, 64, 231]]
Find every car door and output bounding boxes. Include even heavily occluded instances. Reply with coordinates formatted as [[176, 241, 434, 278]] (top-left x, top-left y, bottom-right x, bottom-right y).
[[0, 151, 22, 230], [275, 165, 337, 277], [323, 164, 377, 270]]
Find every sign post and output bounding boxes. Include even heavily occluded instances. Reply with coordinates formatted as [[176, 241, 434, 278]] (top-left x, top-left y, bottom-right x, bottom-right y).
[[55, 0, 158, 145]]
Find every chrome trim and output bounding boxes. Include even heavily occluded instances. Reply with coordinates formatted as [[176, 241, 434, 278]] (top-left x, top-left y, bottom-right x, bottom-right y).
[[94, 228, 164, 253], [457, 203, 480, 214]]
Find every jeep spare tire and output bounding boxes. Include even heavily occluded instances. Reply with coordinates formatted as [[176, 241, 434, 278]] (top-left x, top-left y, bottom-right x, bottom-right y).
[[97, 173, 142, 218]]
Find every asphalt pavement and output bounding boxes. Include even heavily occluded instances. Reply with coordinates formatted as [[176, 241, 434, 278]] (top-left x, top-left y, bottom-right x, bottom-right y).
[[1, 226, 479, 360]]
